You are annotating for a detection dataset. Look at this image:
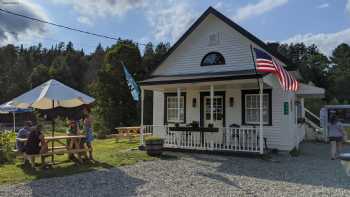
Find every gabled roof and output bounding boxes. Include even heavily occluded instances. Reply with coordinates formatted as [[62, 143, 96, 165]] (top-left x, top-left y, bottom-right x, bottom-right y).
[[150, 6, 296, 76]]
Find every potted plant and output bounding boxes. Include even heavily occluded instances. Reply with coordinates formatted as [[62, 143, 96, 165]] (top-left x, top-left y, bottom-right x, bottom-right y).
[[297, 118, 305, 124], [192, 121, 199, 128], [145, 136, 164, 156]]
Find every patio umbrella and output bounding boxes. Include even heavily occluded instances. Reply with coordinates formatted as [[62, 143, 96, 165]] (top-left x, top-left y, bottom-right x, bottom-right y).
[[11, 79, 95, 162], [0, 101, 33, 132], [12, 79, 95, 110]]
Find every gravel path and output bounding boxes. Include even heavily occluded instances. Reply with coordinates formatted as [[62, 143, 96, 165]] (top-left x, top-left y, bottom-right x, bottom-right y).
[[1, 142, 350, 197]]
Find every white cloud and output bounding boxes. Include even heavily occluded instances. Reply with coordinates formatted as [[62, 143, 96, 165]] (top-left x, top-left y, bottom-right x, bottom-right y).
[[346, 0, 350, 15], [77, 16, 93, 26], [50, 0, 196, 43], [317, 3, 329, 9], [50, 0, 147, 25], [283, 28, 350, 56], [213, 1, 224, 10], [233, 0, 288, 22], [0, 0, 49, 46], [146, 1, 196, 42]]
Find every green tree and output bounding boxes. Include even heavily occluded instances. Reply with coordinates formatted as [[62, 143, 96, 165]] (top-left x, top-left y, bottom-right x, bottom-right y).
[[329, 43, 350, 102], [92, 39, 142, 131], [28, 64, 50, 88]]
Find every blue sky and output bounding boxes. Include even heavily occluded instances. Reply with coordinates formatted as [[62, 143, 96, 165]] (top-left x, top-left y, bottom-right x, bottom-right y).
[[1, 0, 349, 56]]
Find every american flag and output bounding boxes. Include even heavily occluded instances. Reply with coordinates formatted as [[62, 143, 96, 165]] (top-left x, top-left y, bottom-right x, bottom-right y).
[[253, 48, 299, 92]]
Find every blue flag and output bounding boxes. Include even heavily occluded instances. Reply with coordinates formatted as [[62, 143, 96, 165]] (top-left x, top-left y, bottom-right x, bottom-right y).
[[122, 63, 140, 102]]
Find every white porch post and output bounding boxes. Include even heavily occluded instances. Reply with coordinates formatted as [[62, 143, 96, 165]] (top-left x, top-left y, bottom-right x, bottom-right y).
[[140, 87, 144, 145], [177, 88, 181, 123], [210, 85, 214, 124], [259, 79, 264, 154]]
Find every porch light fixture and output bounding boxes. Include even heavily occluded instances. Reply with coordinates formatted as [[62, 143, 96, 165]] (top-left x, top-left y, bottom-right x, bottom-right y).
[[229, 97, 234, 107], [192, 98, 197, 108]]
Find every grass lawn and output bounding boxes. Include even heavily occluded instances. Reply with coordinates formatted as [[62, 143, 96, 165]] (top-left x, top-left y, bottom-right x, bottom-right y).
[[0, 137, 156, 185]]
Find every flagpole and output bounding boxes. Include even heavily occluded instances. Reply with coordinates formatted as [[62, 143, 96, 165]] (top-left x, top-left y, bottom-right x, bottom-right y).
[[120, 61, 144, 148], [249, 45, 261, 89], [250, 44, 264, 155]]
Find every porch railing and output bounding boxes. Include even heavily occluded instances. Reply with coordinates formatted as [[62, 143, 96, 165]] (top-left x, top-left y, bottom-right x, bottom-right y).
[[142, 125, 261, 153]]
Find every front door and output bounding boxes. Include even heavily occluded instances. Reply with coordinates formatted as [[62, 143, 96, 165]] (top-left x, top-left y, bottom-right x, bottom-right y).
[[203, 96, 224, 127]]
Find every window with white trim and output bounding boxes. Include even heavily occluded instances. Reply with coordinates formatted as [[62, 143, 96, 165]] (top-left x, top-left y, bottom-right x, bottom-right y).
[[245, 94, 270, 124], [166, 96, 185, 123]]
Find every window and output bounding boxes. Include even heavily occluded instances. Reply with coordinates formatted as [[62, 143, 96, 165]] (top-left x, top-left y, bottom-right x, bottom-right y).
[[165, 94, 186, 123], [295, 101, 302, 124], [205, 96, 223, 121], [208, 32, 222, 46], [242, 90, 272, 125], [201, 52, 225, 66]]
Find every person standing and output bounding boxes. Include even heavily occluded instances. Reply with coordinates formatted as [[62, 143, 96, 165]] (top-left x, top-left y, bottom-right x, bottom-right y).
[[328, 115, 345, 160], [67, 120, 81, 161], [24, 125, 47, 167], [82, 108, 94, 160], [16, 121, 32, 152]]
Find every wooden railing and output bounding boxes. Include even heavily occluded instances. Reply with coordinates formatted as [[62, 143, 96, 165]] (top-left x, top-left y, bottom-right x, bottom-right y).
[[142, 125, 261, 153], [305, 108, 321, 128]]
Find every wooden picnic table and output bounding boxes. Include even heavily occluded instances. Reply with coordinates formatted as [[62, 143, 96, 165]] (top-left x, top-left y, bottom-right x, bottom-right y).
[[17, 135, 86, 142], [17, 135, 90, 167], [108, 127, 141, 142]]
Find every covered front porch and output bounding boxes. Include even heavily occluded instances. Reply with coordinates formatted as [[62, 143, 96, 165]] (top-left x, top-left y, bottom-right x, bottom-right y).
[[139, 73, 269, 154]]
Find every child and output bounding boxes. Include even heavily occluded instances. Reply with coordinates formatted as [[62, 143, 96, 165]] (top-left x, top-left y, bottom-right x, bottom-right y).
[[82, 108, 94, 160], [67, 120, 81, 161]]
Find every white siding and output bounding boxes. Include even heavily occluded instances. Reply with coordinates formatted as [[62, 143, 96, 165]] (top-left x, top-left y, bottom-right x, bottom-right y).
[[186, 90, 200, 123], [153, 91, 164, 126], [153, 14, 256, 76], [225, 88, 241, 127], [263, 75, 302, 150]]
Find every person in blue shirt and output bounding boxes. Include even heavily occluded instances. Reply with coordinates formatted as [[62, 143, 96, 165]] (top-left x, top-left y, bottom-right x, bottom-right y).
[[16, 121, 32, 152]]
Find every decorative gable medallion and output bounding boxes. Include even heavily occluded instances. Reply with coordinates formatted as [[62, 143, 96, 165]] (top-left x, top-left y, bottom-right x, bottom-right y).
[[208, 32, 222, 46]]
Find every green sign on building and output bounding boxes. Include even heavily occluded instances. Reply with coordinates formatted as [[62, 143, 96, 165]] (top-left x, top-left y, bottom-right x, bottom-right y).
[[284, 102, 289, 115]]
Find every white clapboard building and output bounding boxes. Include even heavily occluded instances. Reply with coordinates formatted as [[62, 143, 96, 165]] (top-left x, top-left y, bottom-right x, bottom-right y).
[[139, 7, 324, 154]]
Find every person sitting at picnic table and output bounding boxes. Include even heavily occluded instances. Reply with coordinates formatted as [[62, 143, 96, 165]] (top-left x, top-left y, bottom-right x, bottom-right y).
[[24, 125, 48, 166], [81, 108, 94, 160], [16, 121, 32, 152]]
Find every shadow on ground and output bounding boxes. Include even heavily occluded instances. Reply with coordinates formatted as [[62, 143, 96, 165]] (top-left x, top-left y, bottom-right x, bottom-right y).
[[18, 159, 114, 181], [189, 142, 350, 190], [27, 167, 145, 197]]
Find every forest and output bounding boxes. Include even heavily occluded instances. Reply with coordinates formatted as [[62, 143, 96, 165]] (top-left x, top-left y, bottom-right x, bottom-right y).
[[0, 39, 349, 134]]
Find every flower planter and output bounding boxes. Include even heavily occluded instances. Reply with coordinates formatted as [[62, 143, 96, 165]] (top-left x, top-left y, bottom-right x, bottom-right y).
[[145, 137, 164, 156]]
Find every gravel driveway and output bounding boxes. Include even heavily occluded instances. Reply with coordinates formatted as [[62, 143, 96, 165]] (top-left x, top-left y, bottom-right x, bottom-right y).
[[1, 142, 350, 197]]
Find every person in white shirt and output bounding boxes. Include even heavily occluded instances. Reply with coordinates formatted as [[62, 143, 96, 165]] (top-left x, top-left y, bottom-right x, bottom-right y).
[[328, 115, 345, 160]]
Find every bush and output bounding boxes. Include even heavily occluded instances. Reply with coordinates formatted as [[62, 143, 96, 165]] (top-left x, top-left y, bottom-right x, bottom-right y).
[[289, 147, 301, 157], [0, 132, 16, 164], [93, 120, 108, 139], [145, 136, 164, 145]]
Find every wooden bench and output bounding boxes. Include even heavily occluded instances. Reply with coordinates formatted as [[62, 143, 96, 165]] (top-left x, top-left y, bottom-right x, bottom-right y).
[[23, 148, 92, 167]]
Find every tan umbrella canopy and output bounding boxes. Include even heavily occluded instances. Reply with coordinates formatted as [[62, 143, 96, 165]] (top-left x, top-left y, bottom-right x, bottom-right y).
[[12, 79, 95, 109]]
